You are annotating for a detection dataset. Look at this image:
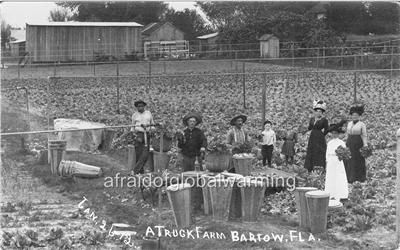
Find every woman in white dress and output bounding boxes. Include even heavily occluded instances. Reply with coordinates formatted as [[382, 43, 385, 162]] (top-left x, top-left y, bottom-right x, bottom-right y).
[[325, 120, 349, 201]]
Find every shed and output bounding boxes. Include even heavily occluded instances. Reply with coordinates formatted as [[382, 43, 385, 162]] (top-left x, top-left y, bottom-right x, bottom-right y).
[[259, 34, 279, 58], [26, 22, 143, 62], [141, 22, 188, 59], [197, 32, 219, 56], [10, 40, 26, 57]]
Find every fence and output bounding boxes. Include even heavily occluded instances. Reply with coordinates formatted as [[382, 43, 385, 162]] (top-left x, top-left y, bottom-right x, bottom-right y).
[[1, 52, 399, 80]]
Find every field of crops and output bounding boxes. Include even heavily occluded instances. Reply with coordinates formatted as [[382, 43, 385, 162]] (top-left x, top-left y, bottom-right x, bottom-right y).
[[1, 61, 400, 249]]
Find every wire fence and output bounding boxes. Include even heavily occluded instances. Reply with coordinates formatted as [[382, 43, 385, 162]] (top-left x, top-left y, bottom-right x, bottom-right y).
[[1, 52, 399, 80]]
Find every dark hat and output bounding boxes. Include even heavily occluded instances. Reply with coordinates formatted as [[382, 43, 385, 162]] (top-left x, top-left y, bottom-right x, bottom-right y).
[[263, 120, 272, 126], [183, 112, 202, 126], [327, 119, 347, 133], [230, 114, 247, 126], [134, 100, 147, 107], [349, 105, 364, 115]]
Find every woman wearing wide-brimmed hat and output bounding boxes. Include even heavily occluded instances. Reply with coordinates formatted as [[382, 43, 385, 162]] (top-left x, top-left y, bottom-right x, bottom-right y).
[[304, 100, 329, 172], [345, 104, 368, 183], [177, 112, 207, 172]]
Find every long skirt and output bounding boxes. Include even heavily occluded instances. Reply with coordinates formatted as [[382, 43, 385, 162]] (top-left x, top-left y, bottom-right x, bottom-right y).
[[345, 135, 366, 183], [325, 155, 348, 200], [304, 129, 326, 172], [281, 139, 295, 157]]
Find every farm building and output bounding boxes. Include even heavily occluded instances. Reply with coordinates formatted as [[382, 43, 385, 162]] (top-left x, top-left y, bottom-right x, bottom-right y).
[[197, 32, 219, 57], [9, 40, 26, 57], [141, 22, 188, 59], [259, 34, 280, 58], [25, 22, 143, 62]]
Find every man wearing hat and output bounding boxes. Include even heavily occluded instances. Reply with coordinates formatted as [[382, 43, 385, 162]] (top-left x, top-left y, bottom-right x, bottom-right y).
[[131, 100, 155, 174], [177, 112, 207, 171], [226, 114, 249, 153]]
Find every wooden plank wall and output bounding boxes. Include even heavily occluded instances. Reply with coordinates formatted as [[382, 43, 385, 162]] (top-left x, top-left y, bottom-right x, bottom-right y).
[[26, 24, 142, 62]]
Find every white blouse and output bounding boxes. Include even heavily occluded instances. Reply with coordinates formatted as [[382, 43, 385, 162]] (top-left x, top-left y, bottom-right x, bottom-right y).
[[347, 121, 368, 145]]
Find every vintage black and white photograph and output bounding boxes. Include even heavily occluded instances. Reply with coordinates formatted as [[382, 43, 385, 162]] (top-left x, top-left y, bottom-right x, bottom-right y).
[[1, 0, 400, 249]]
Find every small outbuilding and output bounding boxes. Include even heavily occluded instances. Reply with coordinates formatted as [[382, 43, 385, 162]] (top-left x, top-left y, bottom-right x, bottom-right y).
[[259, 34, 279, 58], [10, 40, 26, 57]]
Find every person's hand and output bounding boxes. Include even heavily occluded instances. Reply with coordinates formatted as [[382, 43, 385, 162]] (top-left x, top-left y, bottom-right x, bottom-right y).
[[200, 147, 206, 152]]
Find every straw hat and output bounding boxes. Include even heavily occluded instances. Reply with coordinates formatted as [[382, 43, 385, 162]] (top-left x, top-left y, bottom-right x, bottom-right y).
[[313, 100, 327, 112], [230, 114, 247, 126], [134, 100, 147, 107]]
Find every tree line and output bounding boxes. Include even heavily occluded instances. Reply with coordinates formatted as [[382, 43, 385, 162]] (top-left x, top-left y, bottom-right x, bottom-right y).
[[2, 1, 399, 50]]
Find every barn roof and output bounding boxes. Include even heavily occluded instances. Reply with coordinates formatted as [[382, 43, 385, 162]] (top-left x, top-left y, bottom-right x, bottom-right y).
[[197, 32, 219, 40], [141, 22, 184, 36], [258, 34, 278, 41], [26, 22, 143, 27]]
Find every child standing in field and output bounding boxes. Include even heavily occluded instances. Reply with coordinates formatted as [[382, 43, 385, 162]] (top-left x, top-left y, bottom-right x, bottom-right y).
[[281, 126, 298, 165], [325, 120, 348, 201], [261, 120, 276, 167]]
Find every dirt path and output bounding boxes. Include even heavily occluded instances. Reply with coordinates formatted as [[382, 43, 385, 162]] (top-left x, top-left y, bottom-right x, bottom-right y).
[[0, 99, 131, 249]]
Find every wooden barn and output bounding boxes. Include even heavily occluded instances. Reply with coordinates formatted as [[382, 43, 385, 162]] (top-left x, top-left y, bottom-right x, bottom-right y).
[[259, 34, 280, 58], [25, 22, 143, 62], [141, 22, 188, 59]]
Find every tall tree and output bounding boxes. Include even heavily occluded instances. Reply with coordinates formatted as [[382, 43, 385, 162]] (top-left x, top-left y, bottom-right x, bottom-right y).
[[57, 2, 168, 25], [163, 8, 213, 41], [49, 7, 73, 22], [367, 1, 400, 34], [1, 21, 11, 49]]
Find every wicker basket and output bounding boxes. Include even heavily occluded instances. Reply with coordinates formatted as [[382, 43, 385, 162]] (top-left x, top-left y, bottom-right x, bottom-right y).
[[205, 152, 231, 172]]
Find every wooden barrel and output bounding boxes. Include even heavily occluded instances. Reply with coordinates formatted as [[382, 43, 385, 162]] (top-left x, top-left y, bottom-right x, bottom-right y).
[[153, 151, 170, 173], [59, 160, 103, 178], [201, 173, 218, 215], [205, 152, 231, 172], [48, 140, 67, 175], [142, 236, 160, 250], [209, 178, 234, 221], [182, 171, 206, 212], [101, 128, 116, 151], [305, 190, 330, 234], [232, 155, 253, 176], [166, 183, 193, 228], [239, 177, 266, 222], [294, 187, 318, 230], [221, 172, 244, 220]]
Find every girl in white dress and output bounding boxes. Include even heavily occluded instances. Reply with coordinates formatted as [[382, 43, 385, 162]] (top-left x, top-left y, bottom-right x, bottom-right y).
[[325, 120, 349, 201]]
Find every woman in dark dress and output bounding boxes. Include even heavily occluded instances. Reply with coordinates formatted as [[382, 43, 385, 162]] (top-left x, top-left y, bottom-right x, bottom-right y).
[[345, 105, 367, 183], [304, 100, 329, 172]]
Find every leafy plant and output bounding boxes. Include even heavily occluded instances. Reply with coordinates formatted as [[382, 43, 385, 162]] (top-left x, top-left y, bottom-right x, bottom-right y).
[[360, 143, 373, 158], [335, 145, 351, 161], [207, 135, 230, 154]]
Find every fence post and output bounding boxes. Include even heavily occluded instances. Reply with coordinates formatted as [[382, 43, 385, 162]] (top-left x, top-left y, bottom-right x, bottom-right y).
[[242, 62, 246, 109], [360, 47, 364, 69], [261, 74, 266, 128], [391, 46, 394, 79], [322, 47, 325, 67], [116, 62, 120, 114], [235, 55, 238, 87], [116, 60, 119, 76], [341, 47, 344, 69], [396, 128, 400, 247], [163, 61, 166, 74], [53, 62, 57, 77], [291, 42, 295, 67], [148, 61, 152, 86], [353, 72, 357, 103], [316, 48, 320, 70], [47, 76, 52, 164], [93, 62, 96, 76], [354, 54, 357, 70], [18, 63, 20, 79]]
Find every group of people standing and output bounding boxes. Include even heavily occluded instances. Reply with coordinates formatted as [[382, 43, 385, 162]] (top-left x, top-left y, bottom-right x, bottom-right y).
[[129, 99, 369, 201], [305, 100, 368, 202]]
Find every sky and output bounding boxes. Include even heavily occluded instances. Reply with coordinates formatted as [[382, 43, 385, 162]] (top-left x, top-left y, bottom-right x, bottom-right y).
[[0, 1, 198, 28]]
